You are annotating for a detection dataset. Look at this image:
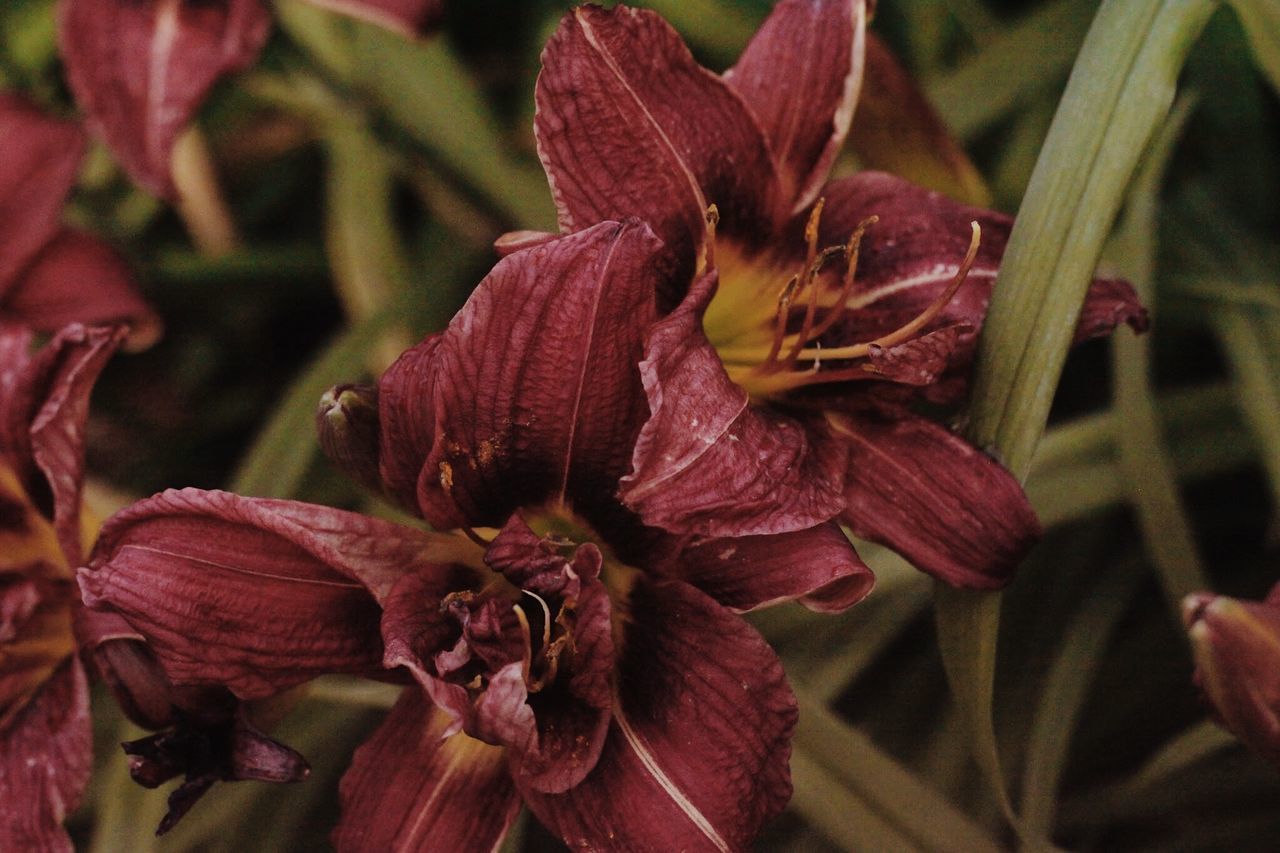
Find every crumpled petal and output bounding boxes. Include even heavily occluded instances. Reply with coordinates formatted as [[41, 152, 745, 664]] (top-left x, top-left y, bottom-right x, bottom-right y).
[[520, 577, 796, 852], [622, 273, 848, 537], [847, 34, 992, 207], [535, 4, 783, 293], [674, 520, 874, 613], [58, 0, 272, 199], [303, 0, 444, 37], [725, 0, 867, 214], [0, 324, 124, 565], [0, 95, 85, 293], [810, 171, 1148, 368], [77, 489, 445, 698], [333, 692, 520, 853], [0, 659, 90, 853], [830, 411, 1041, 589], [4, 228, 160, 351], [392, 221, 661, 529]]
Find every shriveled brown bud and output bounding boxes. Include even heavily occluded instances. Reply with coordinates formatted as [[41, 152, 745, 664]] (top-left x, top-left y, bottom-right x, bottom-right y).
[[316, 384, 384, 495]]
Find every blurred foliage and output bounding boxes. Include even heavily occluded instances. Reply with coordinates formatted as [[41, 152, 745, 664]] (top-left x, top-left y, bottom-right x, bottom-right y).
[[2, 0, 1278, 850]]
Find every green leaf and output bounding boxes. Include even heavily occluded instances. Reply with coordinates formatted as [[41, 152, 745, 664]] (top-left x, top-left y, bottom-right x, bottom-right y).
[[967, 0, 1219, 477], [792, 690, 1002, 852], [1229, 0, 1280, 95], [1017, 560, 1142, 841], [926, 0, 1098, 139], [1107, 93, 1208, 615]]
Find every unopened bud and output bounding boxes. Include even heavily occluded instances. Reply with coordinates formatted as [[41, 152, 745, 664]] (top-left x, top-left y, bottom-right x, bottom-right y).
[[1183, 584, 1280, 767]]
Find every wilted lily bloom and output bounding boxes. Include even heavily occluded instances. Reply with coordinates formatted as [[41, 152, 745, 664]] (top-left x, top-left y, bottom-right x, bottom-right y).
[[0, 95, 157, 347], [0, 323, 122, 850], [58, 0, 444, 199], [1183, 585, 1280, 767], [530, 1, 1149, 589], [80, 221, 874, 850]]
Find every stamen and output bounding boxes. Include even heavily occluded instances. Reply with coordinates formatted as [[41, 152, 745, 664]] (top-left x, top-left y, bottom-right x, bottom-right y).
[[523, 589, 553, 652], [804, 215, 879, 344], [789, 221, 982, 363], [803, 198, 825, 271], [460, 525, 493, 548], [760, 275, 799, 369], [780, 245, 847, 370], [512, 603, 533, 685]]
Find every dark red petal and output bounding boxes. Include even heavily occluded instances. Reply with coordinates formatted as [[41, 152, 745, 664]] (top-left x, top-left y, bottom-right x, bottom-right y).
[[831, 412, 1041, 589], [377, 333, 443, 513], [77, 489, 434, 698], [404, 222, 661, 529], [4, 228, 160, 351], [861, 324, 973, 386], [813, 172, 1146, 358], [725, 0, 867, 213], [676, 521, 874, 613], [0, 95, 84, 293], [521, 578, 796, 852], [847, 34, 991, 207], [303, 0, 444, 36], [0, 324, 124, 565], [535, 5, 783, 292], [621, 273, 848, 537], [58, 0, 272, 199], [333, 692, 520, 853], [0, 660, 90, 853], [316, 383, 383, 496]]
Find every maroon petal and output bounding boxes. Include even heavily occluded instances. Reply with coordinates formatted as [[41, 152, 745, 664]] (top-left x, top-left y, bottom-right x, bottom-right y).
[[77, 489, 439, 698], [0, 660, 90, 853], [395, 222, 662, 529], [831, 412, 1041, 589], [621, 273, 848, 537], [812, 172, 1146, 361], [521, 578, 796, 852], [847, 34, 992, 206], [0, 95, 85, 293], [676, 521, 874, 613], [725, 0, 867, 213], [58, 0, 272, 199], [861, 324, 973, 386], [303, 0, 444, 36], [377, 333, 443, 513], [333, 692, 520, 853], [4, 228, 160, 351], [0, 324, 124, 565], [535, 5, 783, 290]]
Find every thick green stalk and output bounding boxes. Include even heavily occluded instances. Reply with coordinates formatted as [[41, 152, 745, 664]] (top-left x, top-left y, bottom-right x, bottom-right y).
[[936, 0, 1219, 840]]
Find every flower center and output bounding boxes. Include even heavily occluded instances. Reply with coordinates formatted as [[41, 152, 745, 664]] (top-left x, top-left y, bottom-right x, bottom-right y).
[[700, 202, 982, 401], [0, 462, 75, 728]]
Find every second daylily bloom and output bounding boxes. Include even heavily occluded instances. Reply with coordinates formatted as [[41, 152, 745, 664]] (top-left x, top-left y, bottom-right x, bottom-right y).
[[80, 221, 874, 850], [58, 0, 445, 200], [0, 323, 122, 850], [0, 95, 157, 345], [530, 1, 1149, 589]]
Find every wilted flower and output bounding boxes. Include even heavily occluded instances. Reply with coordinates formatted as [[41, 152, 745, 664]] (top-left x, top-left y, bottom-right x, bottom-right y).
[[1183, 585, 1280, 767], [0, 95, 157, 346], [0, 324, 121, 850], [528, 1, 1149, 588], [58, 0, 444, 199], [80, 222, 874, 849]]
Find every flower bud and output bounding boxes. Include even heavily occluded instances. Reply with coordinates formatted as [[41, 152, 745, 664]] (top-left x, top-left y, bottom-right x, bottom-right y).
[[316, 383, 383, 495], [1183, 585, 1280, 767]]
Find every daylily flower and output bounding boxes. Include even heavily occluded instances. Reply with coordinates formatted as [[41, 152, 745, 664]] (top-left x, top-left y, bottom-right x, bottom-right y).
[[1183, 584, 1280, 767], [0, 94, 157, 347], [529, 1, 1149, 589], [80, 221, 875, 850], [58, 0, 444, 199], [0, 323, 121, 850]]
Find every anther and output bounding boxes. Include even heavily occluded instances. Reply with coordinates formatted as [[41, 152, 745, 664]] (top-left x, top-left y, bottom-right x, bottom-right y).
[[703, 204, 720, 272], [803, 198, 826, 270]]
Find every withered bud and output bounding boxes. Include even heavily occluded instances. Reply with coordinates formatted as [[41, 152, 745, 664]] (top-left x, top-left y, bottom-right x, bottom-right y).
[[316, 383, 384, 495]]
